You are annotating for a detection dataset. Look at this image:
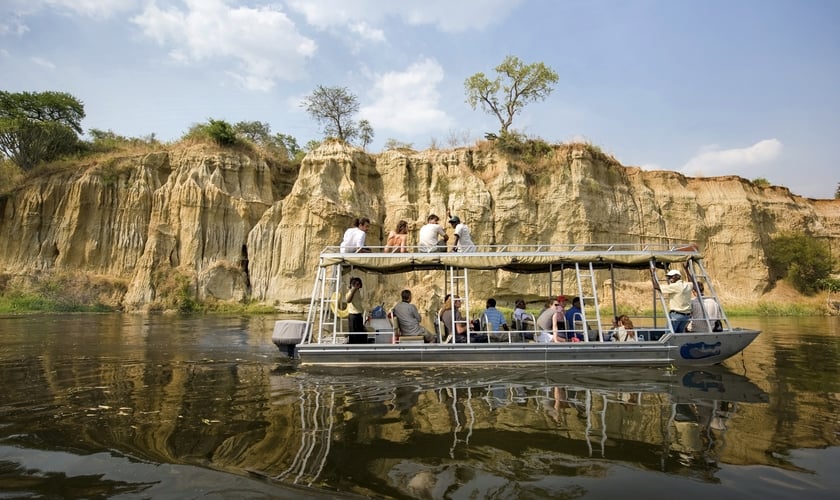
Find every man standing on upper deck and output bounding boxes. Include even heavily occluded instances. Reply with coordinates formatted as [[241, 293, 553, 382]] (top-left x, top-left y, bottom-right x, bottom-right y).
[[652, 268, 693, 333]]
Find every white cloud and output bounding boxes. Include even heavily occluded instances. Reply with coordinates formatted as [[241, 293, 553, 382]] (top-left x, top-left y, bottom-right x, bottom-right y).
[[287, 0, 521, 33], [359, 58, 452, 135], [131, 0, 316, 91], [30, 56, 55, 69], [681, 139, 783, 177]]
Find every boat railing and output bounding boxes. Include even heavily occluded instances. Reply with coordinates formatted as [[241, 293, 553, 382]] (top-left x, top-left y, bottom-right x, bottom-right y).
[[324, 242, 699, 255]]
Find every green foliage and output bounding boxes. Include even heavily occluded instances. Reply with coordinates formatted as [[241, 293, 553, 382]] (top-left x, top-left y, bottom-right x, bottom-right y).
[[274, 133, 302, 161], [205, 119, 237, 146], [0, 273, 121, 313], [233, 120, 271, 143], [835, 182, 839, 199], [753, 177, 771, 188], [358, 119, 374, 150], [493, 130, 553, 163], [767, 232, 835, 294], [182, 119, 238, 147], [0, 157, 23, 194], [302, 85, 362, 142], [304, 139, 322, 152], [465, 55, 559, 135], [0, 90, 86, 171], [816, 276, 840, 293], [384, 138, 414, 151], [85, 128, 159, 153], [151, 268, 201, 313]]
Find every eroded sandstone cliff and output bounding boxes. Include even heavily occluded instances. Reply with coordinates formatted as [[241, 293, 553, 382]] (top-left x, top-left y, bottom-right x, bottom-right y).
[[0, 140, 837, 313]]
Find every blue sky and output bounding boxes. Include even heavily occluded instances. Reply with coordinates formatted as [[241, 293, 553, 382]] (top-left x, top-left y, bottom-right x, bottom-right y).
[[2, 0, 838, 199]]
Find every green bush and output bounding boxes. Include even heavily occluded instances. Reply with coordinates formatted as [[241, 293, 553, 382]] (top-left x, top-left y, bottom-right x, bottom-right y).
[[182, 119, 238, 147], [493, 131, 553, 164], [767, 232, 834, 294]]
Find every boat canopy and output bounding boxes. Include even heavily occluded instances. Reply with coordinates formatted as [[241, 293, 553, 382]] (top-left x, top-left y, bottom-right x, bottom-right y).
[[319, 243, 701, 275]]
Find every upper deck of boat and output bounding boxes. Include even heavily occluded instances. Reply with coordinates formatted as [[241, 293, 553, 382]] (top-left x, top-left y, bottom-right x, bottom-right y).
[[318, 243, 702, 274]]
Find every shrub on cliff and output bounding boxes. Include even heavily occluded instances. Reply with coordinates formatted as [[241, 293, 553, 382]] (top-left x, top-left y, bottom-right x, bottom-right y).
[[768, 232, 835, 295], [183, 119, 238, 147]]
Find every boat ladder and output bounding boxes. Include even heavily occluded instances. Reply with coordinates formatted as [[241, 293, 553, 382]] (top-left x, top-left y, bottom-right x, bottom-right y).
[[312, 262, 345, 342], [446, 265, 471, 340], [575, 262, 605, 342]]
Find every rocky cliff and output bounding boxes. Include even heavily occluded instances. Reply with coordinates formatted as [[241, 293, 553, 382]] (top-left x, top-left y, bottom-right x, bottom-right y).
[[1, 140, 837, 313]]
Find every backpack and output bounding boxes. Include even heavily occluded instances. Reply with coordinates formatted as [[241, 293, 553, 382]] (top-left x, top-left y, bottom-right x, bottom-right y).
[[370, 304, 387, 319]]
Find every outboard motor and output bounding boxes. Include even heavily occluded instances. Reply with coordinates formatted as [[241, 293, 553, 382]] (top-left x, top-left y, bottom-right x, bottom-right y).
[[272, 320, 307, 358]]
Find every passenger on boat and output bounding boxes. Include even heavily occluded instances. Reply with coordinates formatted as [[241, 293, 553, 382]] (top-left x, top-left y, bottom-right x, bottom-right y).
[[611, 315, 638, 342], [440, 294, 468, 341], [418, 214, 449, 252], [345, 277, 367, 344], [339, 217, 371, 253], [447, 212, 476, 252], [513, 299, 528, 326], [652, 268, 693, 333], [564, 297, 585, 342], [536, 299, 566, 343], [392, 289, 436, 343], [480, 298, 510, 341], [384, 220, 409, 253], [689, 282, 723, 332]]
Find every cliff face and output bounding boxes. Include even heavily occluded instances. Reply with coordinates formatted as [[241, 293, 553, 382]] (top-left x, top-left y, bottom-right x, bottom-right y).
[[1, 141, 838, 312]]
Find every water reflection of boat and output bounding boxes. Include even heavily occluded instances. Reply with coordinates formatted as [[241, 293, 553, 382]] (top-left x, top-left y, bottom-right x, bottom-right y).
[[260, 364, 767, 495]]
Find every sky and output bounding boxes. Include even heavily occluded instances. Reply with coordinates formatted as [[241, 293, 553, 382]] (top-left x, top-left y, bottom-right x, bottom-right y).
[[1, 0, 839, 199]]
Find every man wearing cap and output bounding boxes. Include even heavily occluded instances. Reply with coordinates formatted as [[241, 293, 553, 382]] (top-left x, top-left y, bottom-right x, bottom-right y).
[[446, 210, 476, 252], [652, 268, 693, 333]]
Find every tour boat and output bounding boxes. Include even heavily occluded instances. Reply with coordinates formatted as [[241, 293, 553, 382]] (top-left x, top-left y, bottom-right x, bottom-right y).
[[272, 243, 760, 367]]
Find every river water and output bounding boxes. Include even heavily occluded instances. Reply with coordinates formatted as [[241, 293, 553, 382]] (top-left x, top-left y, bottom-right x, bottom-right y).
[[0, 314, 838, 499]]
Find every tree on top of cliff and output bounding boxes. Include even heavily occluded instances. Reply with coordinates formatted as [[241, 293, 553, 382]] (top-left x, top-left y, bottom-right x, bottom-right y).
[[464, 55, 559, 135], [0, 90, 85, 171], [302, 85, 371, 145]]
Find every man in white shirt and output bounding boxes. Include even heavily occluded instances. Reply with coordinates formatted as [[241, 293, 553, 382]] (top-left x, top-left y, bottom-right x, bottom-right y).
[[447, 215, 476, 252], [339, 217, 370, 253], [690, 282, 723, 332], [652, 268, 693, 333], [418, 214, 448, 252]]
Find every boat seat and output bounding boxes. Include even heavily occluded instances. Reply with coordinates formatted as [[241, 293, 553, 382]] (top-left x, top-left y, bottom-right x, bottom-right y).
[[399, 335, 425, 344]]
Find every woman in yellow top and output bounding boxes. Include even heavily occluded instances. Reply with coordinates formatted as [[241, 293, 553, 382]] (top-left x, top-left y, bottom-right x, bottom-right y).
[[345, 277, 367, 344]]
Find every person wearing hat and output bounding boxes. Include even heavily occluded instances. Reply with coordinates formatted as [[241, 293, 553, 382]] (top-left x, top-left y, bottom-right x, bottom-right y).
[[446, 210, 476, 252], [652, 267, 693, 333]]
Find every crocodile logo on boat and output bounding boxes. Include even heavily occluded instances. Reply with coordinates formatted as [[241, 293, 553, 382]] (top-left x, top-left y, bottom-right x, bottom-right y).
[[680, 341, 722, 360]]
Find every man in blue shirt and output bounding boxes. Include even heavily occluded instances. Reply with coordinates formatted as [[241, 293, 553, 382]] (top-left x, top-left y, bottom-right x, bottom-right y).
[[481, 298, 509, 341], [481, 298, 507, 329], [564, 297, 584, 341]]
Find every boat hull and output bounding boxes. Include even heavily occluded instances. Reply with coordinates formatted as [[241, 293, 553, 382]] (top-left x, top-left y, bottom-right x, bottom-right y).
[[291, 329, 759, 367]]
